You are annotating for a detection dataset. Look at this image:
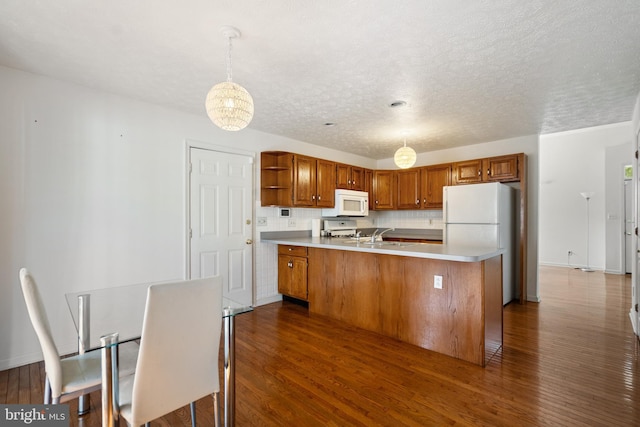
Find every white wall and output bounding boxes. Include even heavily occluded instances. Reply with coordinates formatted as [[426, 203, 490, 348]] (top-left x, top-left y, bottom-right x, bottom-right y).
[[539, 123, 633, 273], [0, 65, 373, 370]]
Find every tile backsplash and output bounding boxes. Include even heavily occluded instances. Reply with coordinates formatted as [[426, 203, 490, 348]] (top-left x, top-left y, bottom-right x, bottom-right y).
[[253, 203, 443, 306]]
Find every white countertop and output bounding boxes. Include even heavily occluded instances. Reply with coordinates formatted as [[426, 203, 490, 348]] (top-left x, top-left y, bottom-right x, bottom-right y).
[[263, 236, 503, 262]]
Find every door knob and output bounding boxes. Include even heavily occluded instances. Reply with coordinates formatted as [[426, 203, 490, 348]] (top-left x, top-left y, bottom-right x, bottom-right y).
[[246, 239, 253, 245]]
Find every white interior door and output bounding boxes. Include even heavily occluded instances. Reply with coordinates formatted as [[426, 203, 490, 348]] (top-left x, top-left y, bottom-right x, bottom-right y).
[[189, 147, 253, 305]]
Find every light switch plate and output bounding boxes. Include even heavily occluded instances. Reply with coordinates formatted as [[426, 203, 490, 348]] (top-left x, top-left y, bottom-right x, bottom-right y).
[[434, 275, 443, 289]]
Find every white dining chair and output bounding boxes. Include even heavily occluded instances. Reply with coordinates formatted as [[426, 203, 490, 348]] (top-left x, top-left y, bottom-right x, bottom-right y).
[[117, 276, 223, 427], [18, 267, 138, 406]]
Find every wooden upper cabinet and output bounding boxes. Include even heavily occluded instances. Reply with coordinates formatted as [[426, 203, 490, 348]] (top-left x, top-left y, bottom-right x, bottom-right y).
[[261, 151, 294, 206], [293, 155, 316, 206], [293, 155, 335, 207], [395, 164, 451, 210], [452, 159, 483, 184], [372, 170, 396, 209], [364, 169, 374, 209], [351, 167, 365, 191], [336, 164, 365, 191], [484, 154, 520, 182], [336, 163, 350, 189], [396, 168, 421, 209], [421, 164, 451, 209], [316, 158, 336, 207], [453, 154, 521, 185], [263, 151, 522, 209]]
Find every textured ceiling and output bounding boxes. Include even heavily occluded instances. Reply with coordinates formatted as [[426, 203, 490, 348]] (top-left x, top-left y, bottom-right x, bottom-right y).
[[1, 0, 639, 159]]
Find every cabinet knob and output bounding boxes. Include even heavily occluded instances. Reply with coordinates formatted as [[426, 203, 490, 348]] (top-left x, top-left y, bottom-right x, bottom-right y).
[[375, 200, 379, 204], [423, 199, 427, 204], [287, 260, 293, 268], [312, 195, 316, 200], [318, 195, 321, 200], [478, 170, 481, 176], [416, 199, 420, 205], [288, 247, 293, 251]]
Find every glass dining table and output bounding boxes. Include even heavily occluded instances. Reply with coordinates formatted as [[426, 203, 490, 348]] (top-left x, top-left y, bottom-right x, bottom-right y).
[[65, 280, 252, 427]]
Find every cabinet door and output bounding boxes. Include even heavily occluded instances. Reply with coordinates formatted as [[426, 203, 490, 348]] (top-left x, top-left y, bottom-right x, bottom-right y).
[[336, 164, 351, 189], [351, 167, 365, 191], [421, 164, 451, 209], [484, 155, 519, 182], [293, 155, 317, 206], [316, 159, 336, 207], [453, 159, 483, 185], [373, 170, 396, 209], [364, 169, 374, 209], [278, 254, 308, 301], [396, 169, 420, 209]]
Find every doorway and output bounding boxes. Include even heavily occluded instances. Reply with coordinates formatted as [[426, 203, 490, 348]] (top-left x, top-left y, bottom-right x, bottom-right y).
[[187, 144, 254, 306], [624, 168, 633, 274]]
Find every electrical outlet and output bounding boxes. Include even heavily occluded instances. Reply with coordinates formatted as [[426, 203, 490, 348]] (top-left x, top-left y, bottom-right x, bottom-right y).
[[257, 217, 267, 226], [288, 218, 297, 227], [434, 275, 443, 289]]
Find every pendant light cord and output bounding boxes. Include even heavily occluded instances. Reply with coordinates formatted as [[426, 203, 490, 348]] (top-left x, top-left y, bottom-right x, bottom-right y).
[[226, 36, 233, 82]]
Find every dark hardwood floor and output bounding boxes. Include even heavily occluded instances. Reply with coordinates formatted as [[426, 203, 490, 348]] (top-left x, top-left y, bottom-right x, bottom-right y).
[[2, 266, 639, 426]]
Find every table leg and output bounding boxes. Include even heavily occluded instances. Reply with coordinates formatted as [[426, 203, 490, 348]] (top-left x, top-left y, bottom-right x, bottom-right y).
[[77, 294, 90, 416], [223, 314, 235, 427], [100, 333, 120, 427]]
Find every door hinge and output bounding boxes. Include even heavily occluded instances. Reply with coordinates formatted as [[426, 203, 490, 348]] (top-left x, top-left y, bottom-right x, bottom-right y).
[[636, 150, 638, 159], [635, 303, 638, 312], [189, 163, 193, 173], [189, 229, 192, 239], [635, 227, 638, 236]]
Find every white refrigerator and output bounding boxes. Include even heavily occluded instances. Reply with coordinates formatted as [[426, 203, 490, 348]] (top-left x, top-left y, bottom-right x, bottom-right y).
[[443, 182, 517, 305]]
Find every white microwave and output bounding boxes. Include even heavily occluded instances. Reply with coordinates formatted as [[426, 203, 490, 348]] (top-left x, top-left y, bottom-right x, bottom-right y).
[[321, 189, 369, 217]]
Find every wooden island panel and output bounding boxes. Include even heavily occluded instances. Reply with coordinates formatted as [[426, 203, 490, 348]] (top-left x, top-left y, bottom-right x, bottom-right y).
[[308, 248, 503, 366]]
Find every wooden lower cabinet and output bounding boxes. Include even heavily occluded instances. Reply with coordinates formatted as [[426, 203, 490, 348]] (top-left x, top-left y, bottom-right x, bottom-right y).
[[307, 248, 502, 366], [278, 245, 308, 301]]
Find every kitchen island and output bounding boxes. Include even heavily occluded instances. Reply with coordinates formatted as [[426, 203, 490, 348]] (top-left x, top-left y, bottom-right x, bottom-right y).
[[264, 236, 503, 366]]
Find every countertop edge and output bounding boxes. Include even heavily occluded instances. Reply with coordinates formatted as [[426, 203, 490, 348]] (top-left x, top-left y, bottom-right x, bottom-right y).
[[263, 237, 503, 262]]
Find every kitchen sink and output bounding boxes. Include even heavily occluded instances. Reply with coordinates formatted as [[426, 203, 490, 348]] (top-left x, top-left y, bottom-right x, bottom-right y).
[[338, 240, 415, 248]]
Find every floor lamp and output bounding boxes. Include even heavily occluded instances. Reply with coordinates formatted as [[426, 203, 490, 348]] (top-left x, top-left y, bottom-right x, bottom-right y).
[[580, 192, 595, 272]]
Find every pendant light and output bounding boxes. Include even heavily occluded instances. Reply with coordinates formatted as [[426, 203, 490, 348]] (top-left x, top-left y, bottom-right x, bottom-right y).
[[394, 137, 417, 169], [205, 26, 254, 131]]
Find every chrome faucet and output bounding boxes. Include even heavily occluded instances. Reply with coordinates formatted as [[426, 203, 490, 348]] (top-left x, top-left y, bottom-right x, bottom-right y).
[[371, 228, 394, 243]]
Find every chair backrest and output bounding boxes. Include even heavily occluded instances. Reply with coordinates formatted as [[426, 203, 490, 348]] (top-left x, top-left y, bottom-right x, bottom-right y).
[[129, 276, 223, 426], [18, 268, 63, 398]]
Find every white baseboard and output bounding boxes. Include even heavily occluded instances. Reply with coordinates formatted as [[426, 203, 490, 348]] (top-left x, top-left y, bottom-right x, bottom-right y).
[[0, 351, 44, 372], [254, 294, 283, 307], [527, 295, 541, 303]]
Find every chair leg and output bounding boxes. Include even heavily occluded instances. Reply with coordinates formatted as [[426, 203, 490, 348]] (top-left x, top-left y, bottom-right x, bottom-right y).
[[190, 401, 196, 427], [44, 377, 52, 404], [212, 392, 220, 427]]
